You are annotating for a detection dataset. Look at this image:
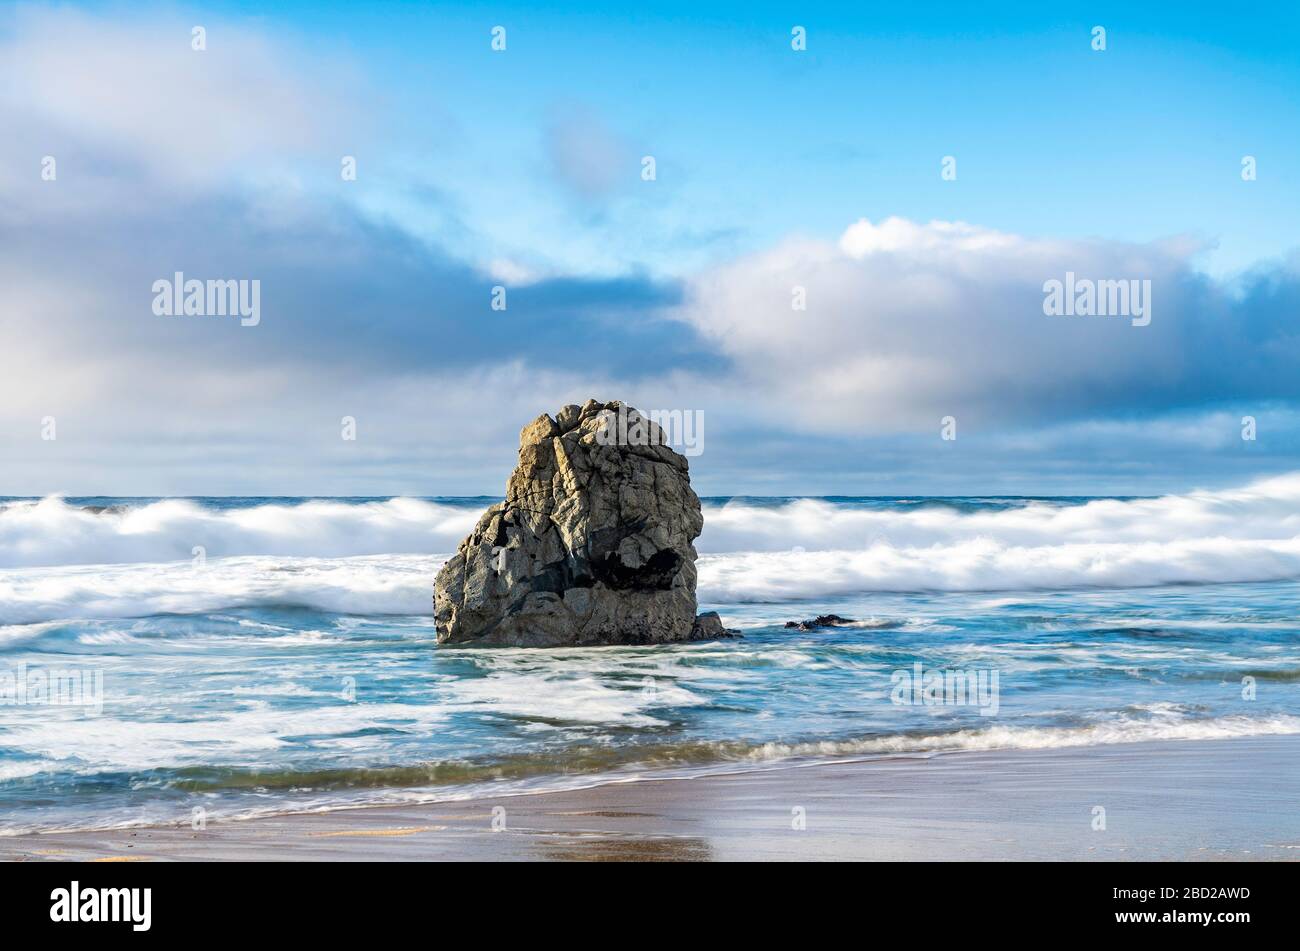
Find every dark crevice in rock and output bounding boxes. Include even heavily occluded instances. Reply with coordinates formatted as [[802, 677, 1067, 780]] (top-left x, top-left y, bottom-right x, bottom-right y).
[[592, 547, 682, 591]]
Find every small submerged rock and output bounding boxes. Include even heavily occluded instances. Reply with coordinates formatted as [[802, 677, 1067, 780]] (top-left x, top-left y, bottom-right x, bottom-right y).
[[784, 614, 856, 632], [692, 611, 741, 640], [434, 400, 739, 647]]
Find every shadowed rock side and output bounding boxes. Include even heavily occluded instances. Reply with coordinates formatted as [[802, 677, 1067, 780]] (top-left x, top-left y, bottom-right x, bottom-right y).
[[434, 400, 736, 646]]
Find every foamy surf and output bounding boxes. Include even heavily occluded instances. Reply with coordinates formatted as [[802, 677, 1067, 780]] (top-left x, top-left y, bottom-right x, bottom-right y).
[[699, 472, 1300, 552], [697, 536, 1300, 600], [3, 479, 1299, 835], [0, 496, 478, 569], [733, 711, 1300, 760], [1, 472, 1299, 566], [3, 710, 1296, 835], [6, 538, 1300, 625], [0, 554, 445, 625], [1, 473, 1299, 622]]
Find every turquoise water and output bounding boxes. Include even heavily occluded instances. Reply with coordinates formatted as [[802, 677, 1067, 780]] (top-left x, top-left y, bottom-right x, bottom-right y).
[[2, 489, 1299, 832]]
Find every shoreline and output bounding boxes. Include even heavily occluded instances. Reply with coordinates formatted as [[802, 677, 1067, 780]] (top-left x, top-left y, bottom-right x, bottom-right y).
[[5, 735, 1299, 861]]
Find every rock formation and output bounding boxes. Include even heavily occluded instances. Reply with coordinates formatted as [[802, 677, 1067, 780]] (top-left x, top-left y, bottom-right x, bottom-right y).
[[434, 400, 735, 647], [784, 614, 857, 632]]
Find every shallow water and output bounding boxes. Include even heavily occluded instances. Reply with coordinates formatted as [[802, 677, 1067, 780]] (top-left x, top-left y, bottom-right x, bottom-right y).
[[2, 486, 1299, 833]]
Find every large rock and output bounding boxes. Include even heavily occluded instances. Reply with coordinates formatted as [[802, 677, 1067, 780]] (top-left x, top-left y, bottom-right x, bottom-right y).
[[434, 400, 731, 646]]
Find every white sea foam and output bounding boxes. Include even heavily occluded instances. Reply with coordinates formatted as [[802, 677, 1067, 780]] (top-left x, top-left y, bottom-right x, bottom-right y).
[[701, 473, 1300, 551], [0, 473, 1298, 619], [10, 535, 1297, 625], [694, 472, 1300, 597], [0, 496, 478, 568], [0, 620, 64, 647], [0, 671, 694, 773], [696, 536, 1300, 601], [0, 555, 444, 625], [0, 700, 454, 774], [440, 672, 703, 727], [5, 709, 1295, 826], [732, 712, 1300, 761], [0, 473, 1294, 565], [0, 762, 49, 782]]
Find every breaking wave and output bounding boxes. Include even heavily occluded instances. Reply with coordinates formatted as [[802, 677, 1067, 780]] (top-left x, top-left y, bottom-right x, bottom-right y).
[[0, 555, 442, 625], [0, 496, 478, 569], [1, 473, 1299, 621]]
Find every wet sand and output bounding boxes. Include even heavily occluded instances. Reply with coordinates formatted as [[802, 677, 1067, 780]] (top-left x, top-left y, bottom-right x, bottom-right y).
[[4, 736, 1298, 861]]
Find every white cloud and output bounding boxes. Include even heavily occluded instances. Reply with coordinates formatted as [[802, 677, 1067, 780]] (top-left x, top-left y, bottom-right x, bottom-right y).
[[0, 6, 364, 192], [485, 257, 545, 286], [675, 217, 1288, 433], [839, 216, 1019, 256]]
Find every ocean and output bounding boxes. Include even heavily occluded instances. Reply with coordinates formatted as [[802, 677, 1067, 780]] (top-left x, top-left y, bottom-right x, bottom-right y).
[[3, 478, 1300, 833]]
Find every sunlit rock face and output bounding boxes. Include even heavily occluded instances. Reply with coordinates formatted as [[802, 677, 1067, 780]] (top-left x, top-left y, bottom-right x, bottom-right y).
[[434, 400, 732, 647]]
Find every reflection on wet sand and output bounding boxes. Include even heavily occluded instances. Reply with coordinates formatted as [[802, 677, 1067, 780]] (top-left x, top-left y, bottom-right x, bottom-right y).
[[533, 832, 712, 862]]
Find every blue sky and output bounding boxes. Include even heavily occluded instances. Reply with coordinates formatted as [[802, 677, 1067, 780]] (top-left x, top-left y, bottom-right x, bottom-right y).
[[226, 0, 1300, 276], [1, 1, 1298, 495]]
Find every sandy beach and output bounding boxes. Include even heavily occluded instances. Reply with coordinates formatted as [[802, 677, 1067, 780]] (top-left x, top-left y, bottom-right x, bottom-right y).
[[4, 735, 1297, 862]]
